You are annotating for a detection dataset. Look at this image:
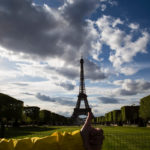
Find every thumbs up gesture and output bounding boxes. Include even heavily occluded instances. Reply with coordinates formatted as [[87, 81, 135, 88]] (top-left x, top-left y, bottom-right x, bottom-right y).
[[80, 112, 104, 150]]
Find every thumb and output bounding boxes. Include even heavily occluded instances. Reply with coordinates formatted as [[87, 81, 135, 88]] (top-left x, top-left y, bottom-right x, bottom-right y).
[[84, 112, 93, 127]]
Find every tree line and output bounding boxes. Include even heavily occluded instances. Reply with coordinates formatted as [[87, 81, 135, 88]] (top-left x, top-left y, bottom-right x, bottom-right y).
[[1, 92, 150, 138], [0, 93, 72, 129], [93, 95, 150, 126]]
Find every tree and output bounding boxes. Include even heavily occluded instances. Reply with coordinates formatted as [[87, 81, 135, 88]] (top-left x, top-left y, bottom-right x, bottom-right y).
[[139, 95, 150, 122], [112, 110, 121, 125], [0, 93, 23, 137], [108, 111, 113, 123], [121, 106, 139, 124], [39, 110, 52, 125], [105, 113, 110, 125], [0, 93, 23, 124], [98, 116, 105, 124], [24, 106, 40, 124]]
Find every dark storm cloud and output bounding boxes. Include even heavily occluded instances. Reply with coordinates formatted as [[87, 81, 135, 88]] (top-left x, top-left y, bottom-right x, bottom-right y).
[[0, 0, 99, 59], [22, 92, 34, 96], [0, 0, 108, 81], [45, 58, 107, 81], [45, 64, 79, 79], [0, 0, 60, 56], [56, 67, 79, 80], [85, 59, 107, 80], [45, 57, 107, 81], [119, 89, 137, 96], [36, 93, 56, 102], [56, 82, 76, 91], [115, 79, 150, 96], [98, 97, 119, 104], [62, 0, 98, 27], [13, 83, 29, 86], [36, 93, 75, 106]]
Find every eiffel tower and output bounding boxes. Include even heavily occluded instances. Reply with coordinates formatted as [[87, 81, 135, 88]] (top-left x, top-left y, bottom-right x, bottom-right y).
[[71, 57, 91, 119]]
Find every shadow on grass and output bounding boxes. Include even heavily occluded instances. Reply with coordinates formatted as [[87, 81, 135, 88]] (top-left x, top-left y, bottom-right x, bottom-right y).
[[4, 126, 58, 139]]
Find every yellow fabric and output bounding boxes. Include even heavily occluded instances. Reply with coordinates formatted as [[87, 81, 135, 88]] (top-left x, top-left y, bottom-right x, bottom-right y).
[[0, 130, 85, 150]]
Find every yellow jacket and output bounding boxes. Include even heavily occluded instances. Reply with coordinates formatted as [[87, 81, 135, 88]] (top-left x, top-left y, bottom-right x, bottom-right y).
[[0, 130, 85, 150]]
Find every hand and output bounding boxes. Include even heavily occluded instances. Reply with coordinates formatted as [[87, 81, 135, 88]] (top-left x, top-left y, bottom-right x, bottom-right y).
[[80, 112, 104, 150]]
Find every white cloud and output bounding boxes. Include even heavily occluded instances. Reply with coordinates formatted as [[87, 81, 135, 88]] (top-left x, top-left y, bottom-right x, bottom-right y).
[[128, 23, 139, 30], [100, 0, 118, 7], [118, 63, 150, 75], [101, 4, 107, 11], [94, 15, 150, 75], [99, 0, 118, 12], [120, 66, 138, 75], [112, 18, 124, 27]]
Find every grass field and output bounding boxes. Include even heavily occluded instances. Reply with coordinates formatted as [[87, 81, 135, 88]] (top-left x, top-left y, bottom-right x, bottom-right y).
[[3, 125, 150, 150]]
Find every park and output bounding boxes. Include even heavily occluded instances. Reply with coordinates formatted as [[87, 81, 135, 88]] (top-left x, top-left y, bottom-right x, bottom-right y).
[[1, 124, 150, 150], [0, 92, 150, 150], [0, 0, 150, 149], [0, 58, 150, 150]]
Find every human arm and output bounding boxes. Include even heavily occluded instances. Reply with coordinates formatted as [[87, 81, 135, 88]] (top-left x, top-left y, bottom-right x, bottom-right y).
[[0, 113, 104, 150], [0, 130, 84, 150]]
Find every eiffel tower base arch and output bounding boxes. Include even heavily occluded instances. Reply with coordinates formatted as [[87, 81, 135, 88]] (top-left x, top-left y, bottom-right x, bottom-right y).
[[71, 108, 91, 119]]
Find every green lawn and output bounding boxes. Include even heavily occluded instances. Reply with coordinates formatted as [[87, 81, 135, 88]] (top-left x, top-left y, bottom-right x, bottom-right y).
[[3, 125, 150, 150], [4, 126, 80, 139]]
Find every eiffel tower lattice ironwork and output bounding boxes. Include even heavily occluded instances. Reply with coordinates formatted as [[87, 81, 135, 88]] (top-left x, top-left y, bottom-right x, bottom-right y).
[[71, 58, 91, 119]]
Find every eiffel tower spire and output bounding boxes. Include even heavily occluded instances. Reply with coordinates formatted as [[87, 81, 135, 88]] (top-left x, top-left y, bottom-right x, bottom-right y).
[[79, 57, 86, 94], [71, 57, 91, 119]]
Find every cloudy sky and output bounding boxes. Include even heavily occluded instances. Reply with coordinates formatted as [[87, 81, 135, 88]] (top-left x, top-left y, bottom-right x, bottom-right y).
[[0, 0, 150, 117]]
